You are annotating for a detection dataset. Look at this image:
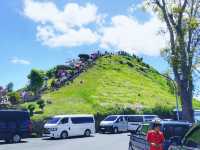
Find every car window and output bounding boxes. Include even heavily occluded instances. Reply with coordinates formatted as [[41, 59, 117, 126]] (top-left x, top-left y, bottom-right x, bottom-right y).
[[164, 125, 190, 140], [117, 116, 123, 122], [140, 124, 150, 135], [184, 127, 200, 148], [60, 118, 68, 124]]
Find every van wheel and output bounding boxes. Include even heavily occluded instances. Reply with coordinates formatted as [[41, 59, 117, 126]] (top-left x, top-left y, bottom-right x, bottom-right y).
[[12, 134, 21, 143], [5, 139, 11, 143], [113, 127, 118, 134], [84, 129, 91, 137], [60, 131, 68, 139]]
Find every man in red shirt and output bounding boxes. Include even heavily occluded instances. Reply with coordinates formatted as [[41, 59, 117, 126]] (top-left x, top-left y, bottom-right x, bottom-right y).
[[147, 120, 165, 150]]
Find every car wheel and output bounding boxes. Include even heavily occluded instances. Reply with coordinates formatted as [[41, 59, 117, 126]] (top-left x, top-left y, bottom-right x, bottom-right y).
[[12, 134, 21, 143], [84, 129, 91, 137], [60, 131, 68, 139], [113, 127, 118, 134]]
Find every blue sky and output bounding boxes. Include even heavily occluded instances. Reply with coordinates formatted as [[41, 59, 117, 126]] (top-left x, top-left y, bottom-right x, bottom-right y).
[[0, 0, 169, 90]]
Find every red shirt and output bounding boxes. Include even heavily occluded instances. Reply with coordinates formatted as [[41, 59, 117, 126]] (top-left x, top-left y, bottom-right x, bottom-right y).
[[147, 130, 165, 150]]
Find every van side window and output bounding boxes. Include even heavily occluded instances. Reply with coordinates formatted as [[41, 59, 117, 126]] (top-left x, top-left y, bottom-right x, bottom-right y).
[[71, 117, 94, 124], [128, 116, 143, 122], [144, 116, 156, 122], [60, 118, 68, 124]]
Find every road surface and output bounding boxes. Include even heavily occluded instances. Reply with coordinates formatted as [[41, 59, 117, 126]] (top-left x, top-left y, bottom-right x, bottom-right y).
[[0, 133, 129, 150]]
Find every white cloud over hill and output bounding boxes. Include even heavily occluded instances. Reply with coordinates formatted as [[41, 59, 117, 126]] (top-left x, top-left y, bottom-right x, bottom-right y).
[[23, 0, 167, 56]]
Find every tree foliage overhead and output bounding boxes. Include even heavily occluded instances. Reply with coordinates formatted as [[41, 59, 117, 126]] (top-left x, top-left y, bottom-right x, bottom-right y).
[[145, 0, 200, 121], [6, 82, 14, 93], [8, 92, 20, 105], [28, 69, 45, 95]]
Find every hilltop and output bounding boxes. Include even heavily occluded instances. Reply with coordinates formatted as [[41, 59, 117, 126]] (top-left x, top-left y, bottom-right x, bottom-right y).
[[22, 53, 200, 120]]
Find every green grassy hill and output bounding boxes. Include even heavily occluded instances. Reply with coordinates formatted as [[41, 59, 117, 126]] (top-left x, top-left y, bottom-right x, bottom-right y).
[[22, 55, 200, 120]]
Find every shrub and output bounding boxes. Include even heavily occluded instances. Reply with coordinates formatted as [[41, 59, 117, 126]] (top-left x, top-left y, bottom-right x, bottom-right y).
[[37, 100, 45, 112], [28, 104, 35, 116], [142, 104, 174, 118], [127, 62, 134, 67]]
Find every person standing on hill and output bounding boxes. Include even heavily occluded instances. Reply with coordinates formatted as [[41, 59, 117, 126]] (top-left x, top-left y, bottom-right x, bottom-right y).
[[147, 120, 165, 150]]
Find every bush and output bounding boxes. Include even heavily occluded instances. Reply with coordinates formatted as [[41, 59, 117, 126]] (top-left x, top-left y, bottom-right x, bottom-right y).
[[28, 104, 35, 116], [8, 92, 20, 105], [127, 62, 134, 67], [37, 100, 45, 112], [142, 104, 175, 118]]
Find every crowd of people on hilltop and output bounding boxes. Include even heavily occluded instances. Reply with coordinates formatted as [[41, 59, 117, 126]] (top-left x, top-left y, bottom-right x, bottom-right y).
[[49, 51, 104, 91]]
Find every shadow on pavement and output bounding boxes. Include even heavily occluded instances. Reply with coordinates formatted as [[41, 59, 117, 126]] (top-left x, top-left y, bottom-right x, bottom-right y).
[[42, 135, 95, 141], [0, 140, 28, 145]]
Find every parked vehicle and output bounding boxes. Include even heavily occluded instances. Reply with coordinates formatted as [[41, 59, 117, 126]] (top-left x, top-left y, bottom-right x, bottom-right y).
[[0, 110, 32, 143], [43, 115, 95, 139], [128, 121, 192, 150], [168, 124, 200, 150], [99, 115, 158, 134], [99, 115, 127, 134], [126, 115, 158, 131]]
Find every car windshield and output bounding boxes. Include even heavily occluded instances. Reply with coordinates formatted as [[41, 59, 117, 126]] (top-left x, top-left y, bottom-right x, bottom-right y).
[[47, 117, 60, 124], [186, 127, 200, 146], [104, 116, 118, 121]]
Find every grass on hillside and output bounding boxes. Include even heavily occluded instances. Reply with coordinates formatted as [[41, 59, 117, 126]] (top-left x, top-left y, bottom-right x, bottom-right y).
[[21, 55, 200, 121]]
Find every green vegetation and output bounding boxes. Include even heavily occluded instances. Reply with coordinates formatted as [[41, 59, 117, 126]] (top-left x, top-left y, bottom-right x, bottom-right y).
[[27, 69, 45, 95], [21, 55, 200, 121], [27, 104, 36, 116], [8, 92, 20, 105]]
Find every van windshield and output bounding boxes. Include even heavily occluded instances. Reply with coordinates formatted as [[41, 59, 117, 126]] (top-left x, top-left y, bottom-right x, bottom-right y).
[[47, 117, 60, 124], [104, 116, 118, 121]]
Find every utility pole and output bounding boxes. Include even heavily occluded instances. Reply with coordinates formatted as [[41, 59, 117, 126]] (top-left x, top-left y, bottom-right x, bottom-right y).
[[160, 74, 180, 120]]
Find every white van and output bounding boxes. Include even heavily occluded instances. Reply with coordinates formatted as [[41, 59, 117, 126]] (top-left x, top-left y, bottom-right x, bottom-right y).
[[126, 115, 158, 131], [99, 115, 127, 134], [43, 115, 95, 139], [99, 115, 158, 133]]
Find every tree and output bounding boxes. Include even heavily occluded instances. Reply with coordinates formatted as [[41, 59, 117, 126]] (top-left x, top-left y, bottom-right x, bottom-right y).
[[6, 82, 14, 92], [146, 0, 200, 122], [36, 100, 45, 112], [78, 54, 90, 61], [8, 92, 20, 105], [28, 69, 45, 96], [27, 104, 35, 116]]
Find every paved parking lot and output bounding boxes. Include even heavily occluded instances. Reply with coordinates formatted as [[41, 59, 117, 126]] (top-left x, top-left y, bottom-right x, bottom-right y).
[[0, 133, 129, 150]]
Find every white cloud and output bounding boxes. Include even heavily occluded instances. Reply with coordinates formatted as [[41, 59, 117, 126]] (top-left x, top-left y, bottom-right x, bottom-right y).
[[23, 0, 168, 56], [23, 0, 101, 47], [10, 57, 31, 65], [99, 14, 167, 56]]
